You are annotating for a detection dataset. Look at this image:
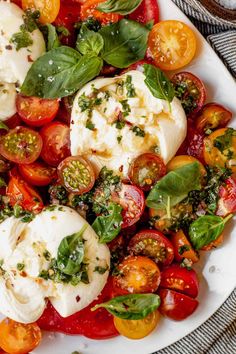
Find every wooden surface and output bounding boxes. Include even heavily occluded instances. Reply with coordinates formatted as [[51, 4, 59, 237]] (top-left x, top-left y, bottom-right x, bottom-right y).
[[199, 0, 236, 21]]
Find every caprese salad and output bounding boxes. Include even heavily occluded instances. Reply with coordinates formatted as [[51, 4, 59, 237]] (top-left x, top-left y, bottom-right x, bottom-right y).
[[0, 0, 235, 353]]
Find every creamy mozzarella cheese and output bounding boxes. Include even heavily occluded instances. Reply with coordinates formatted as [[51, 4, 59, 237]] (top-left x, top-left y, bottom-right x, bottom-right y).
[[0, 82, 17, 120], [70, 70, 187, 178], [0, 206, 110, 323]]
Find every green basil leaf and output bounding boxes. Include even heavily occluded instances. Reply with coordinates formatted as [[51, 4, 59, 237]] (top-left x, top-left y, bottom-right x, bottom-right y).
[[97, 0, 142, 15], [46, 24, 61, 51], [0, 177, 6, 188], [57, 224, 87, 275], [146, 162, 201, 211], [99, 19, 149, 68], [0, 122, 9, 131], [144, 64, 175, 108], [76, 24, 104, 56], [91, 294, 161, 320], [92, 203, 122, 243], [189, 214, 233, 250], [21, 46, 103, 98]]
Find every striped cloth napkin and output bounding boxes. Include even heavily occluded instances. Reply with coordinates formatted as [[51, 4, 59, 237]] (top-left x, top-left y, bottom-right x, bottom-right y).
[[155, 1, 236, 353]]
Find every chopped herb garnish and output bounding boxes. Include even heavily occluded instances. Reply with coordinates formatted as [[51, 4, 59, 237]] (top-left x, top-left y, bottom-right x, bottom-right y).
[[94, 265, 109, 274], [132, 126, 145, 137], [57, 26, 70, 37], [43, 250, 51, 261], [115, 120, 125, 130], [120, 99, 131, 117], [125, 75, 136, 98], [11, 31, 33, 51], [86, 119, 95, 130], [117, 136, 122, 144], [17, 263, 25, 271], [116, 80, 125, 95], [178, 245, 191, 255], [213, 128, 236, 159]]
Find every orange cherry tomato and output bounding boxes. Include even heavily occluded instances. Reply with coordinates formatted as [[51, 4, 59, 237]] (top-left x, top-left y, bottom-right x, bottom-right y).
[[148, 20, 197, 71], [113, 256, 161, 295], [0, 318, 41, 354], [80, 0, 121, 25], [170, 230, 199, 264], [22, 0, 60, 24], [196, 103, 232, 133], [201, 233, 224, 251]]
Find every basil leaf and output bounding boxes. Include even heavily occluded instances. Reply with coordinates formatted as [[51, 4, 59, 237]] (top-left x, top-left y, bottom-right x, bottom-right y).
[[0, 122, 9, 131], [76, 25, 104, 56], [99, 19, 149, 68], [189, 214, 233, 250], [21, 46, 103, 98], [97, 0, 142, 15], [146, 162, 201, 211], [91, 294, 160, 320], [92, 203, 122, 243], [144, 64, 175, 109], [57, 224, 87, 275], [46, 24, 60, 51]]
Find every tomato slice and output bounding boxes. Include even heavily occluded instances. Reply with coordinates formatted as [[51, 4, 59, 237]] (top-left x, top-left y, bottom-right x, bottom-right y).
[[129, 0, 159, 25], [160, 264, 199, 298], [128, 229, 174, 265], [16, 95, 59, 127], [22, 0, 60, 24], [185, 122, 205, 164], [18, 162, 57, 187], [0, 127, 42, 164], [58, 156, 95, 194], [196, 103, 232, 133], [216, 177, 236, 217], [40, 122, 70, 167], [170, 230, 199, 264], [0, 318, 41, 354], [5, 114, 22, 129], [7, 169, 44, 213], [80, 0, 121, 25], [159, 289, 199, 321], [113, 256, 161, 295], [201, 233, 224, 251], [148, 21, 197, 71], [172, 72, 206, 117], [128, 153, 166, 191]]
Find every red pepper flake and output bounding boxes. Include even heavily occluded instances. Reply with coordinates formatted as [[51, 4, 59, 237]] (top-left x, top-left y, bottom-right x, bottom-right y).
[[5, 45, 12, 50], [76, 295, 81, 302], [27, 55, 34, 62]]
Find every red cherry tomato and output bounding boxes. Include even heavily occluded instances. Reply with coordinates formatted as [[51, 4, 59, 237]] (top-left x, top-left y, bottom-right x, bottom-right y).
[[80, 0, 121, 25], [7, 169, 44, 213], [186, 122, 205, 164], [172, 72, 206, 117], [128, 153, 166, 191], [160, 264, 199, 298], [196, 103, 232, 133], [170, 230, 199, 264], [216, 177, 236, 217], [37, 278, 119, 339], [16, 95, 59, 127], [129, 0, 159, 25], [128, 229, 174, 265], [121, 59, 154, 74], [0, 127, 43, 164], [159, 289, 199, 321], [40, 122, 70, 167], [18, 162, 57, 187], [5, 114, 22, 129]]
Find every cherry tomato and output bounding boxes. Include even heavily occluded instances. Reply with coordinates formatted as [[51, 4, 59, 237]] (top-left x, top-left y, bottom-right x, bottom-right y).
[[22, 0, 60, 24], [201, 233, 224, 251], [113, 184, 145, 229], [170, 230, 199, 264], [128, 153, 166, 191], [7, 169, 44, 213], [160, 264, 199, 298], [18, 162, 57, 187], [128, 229, 174, 266], [113, 256, 161, 295], [216, 177, 236, 217], [167, 155, 206, 177], [80, 0, 121, 25], [159, 289, 199, 321], [5, 114, 22, 129], [40, 122, 70, 167], [100, 65, 118, 77], [186, 123, 205, 164], [129, 0, 159, 25], [0, 318, 41, 354], [16, 95, 59, 127], [148, 21, 197, 71], [172, 72, 206, 117], [11, 0, 22, 7], [203, 128, 236, 173], [0, 127, 42, 164], [196, 103, 232, 133], [58, 156, 95, 194], [114, 310, 160, 339]]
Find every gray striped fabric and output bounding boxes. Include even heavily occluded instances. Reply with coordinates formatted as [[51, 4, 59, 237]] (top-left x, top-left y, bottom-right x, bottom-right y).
[[154, 1, 236, 353]]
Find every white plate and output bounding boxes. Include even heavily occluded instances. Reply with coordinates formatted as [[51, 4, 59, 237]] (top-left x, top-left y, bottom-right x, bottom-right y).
[[2, 0, 236, 353]]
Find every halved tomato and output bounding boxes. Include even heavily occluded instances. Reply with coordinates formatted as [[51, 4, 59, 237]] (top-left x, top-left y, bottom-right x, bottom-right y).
[[186, 123, 205, 164], [0, 127, 42, 164], [128, 153, 166, 191], [170, 230, 199, 264], [16, 95, 59, 127], [5, 114, 21, 129], [196, 103, 232, 133], [80, 0, 121, 25], [216, 177, 236, 217], [201, 233, 224, 251], [160, 264, 199, 298], [22, 0, 60, 24], [40, 122, 70, 167], [129, 0, 159, 25], [172, 72, 206, 117], [148, 21, 197, 71], [159, 289, 199, 321], [113, 256, 161, 295], [128, 229, 174, 265], [18, 162, 57, 187]]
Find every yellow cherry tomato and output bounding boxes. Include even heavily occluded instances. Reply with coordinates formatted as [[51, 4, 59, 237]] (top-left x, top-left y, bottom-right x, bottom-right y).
[[148, 20, 197, 71], [167, 155, 206, 177], [113, 311, 161, 339], [22, 0, 60, 24]]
